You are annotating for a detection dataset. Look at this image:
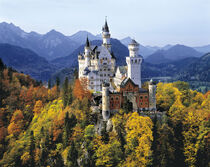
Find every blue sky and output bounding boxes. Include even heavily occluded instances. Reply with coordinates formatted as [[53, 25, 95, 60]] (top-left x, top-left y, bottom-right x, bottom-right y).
[[0, 0, 209, 46]]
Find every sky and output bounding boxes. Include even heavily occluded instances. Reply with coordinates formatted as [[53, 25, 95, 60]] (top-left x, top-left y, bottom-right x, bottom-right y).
[[0, 0, 209, 46]]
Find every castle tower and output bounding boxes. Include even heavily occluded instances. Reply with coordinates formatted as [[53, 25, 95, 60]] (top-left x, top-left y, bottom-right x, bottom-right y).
[[126, 39, 142, 88], [149, 79, 156, 111], [102, 82, 110, 121], [84, 37, 91, 67], [102, 18, 111, 51]]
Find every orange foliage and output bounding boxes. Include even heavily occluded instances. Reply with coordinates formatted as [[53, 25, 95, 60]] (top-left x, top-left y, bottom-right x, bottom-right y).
[[8, 110, 24, 136], [73, 78, 91, 100], [33, 100, 43, 114], [204, 90, 210, 98]]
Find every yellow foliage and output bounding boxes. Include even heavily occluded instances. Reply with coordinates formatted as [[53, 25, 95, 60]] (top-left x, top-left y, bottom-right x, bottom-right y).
[[21, 152, 30, 165], [124, 112, 153, 167]]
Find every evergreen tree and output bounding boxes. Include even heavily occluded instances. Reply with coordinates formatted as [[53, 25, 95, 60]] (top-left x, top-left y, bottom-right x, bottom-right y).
[[0, 58, 5, 71], [63, 77, 69, 107], [29, 131, 35, 167], [73, 68, 78, 80], [56, 77, 60, 96], [67, 141, 78, 167], [68, 86, 73, 105], [48, 79, 51, 89]]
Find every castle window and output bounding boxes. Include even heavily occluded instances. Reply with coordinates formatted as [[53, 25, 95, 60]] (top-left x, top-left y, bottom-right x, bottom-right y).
[[116, 97, 119, 100], [140, 96, 143, 99], [91, 82, 93, 85], [135, 59, 137, 63], [104, 74, 106, 76], [104, 69, 106, 71], [145, 102, 147, 105], [100, 69, 102, 71], [131, 60, 133, 63], [145, 96, 147, 98], [108, 68, 110, 71], [111, 97, 114, 101], [140, 103, 143, 105], [91, 77, 94, 79], [108, 74, 110, 76], [100, 74, 103, 77]]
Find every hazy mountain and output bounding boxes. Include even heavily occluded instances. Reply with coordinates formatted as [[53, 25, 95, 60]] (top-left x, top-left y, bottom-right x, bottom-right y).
[[179, 53, 210, 81], [161, 44, 173, 50], [0, 43, 57, 81], [193, 45, 210, 54], [0, 22, 79, 60], [145, 44, 202, 64], [51, 38, 129, 68], [120, 37, 158, 57], [68, 30, 101, 45]]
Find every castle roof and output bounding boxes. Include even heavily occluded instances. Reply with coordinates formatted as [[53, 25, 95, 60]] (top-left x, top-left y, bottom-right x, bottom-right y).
[[102, 18, 109, 32], [86, 37, 90, 47]]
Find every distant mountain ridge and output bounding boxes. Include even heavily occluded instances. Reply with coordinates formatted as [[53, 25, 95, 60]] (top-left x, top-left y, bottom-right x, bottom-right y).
[[68, 30, 101, 45], [0, 22, 79, 60], [145, 44, 202, 64], [0, 43, 57, 81]]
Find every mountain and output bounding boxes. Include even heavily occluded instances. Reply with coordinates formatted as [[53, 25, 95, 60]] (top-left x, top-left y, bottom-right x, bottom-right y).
[[68, 30, 101, 45], [145, 44, 202, 64], [0, 22, 79, 60], [51, 38, 129, 68], [161, 44, 173, 50], [0, 43, 57, 81], [193, 45, 210, 54], [179, 53, 210, 81], [120, 37, 159, 57]]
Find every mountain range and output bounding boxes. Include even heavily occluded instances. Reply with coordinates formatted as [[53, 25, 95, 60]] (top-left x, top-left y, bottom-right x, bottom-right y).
[[145, 44, 202, 64], [0, 21, 209, 83]]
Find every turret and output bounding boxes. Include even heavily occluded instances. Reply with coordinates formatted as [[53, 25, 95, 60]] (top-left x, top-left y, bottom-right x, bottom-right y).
[[128, 39, 139, 57], [102, 82, 110, 121], [84, 37, 91, 67], [149, 79, 156, 111], [102, 18, 111, 51], [126, 39, 142, 88]]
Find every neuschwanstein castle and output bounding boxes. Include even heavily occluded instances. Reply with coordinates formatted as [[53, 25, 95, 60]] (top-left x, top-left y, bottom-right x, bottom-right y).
[[78, 19, 156, 120]]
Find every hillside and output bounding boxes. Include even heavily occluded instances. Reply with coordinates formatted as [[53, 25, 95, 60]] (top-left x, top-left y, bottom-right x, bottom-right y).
[[0, 61, 209, 166], [145, 44, 202, 64], [178, 53, 210, 82], [0, 43, 57, 81]]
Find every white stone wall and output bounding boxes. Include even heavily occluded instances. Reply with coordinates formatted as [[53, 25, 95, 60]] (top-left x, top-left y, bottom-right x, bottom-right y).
[[126, 56, 142, 88], [149, 84, 156, 110]]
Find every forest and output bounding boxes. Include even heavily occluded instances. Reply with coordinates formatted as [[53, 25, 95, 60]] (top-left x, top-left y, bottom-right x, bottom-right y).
[[0, 58, 209, 167]]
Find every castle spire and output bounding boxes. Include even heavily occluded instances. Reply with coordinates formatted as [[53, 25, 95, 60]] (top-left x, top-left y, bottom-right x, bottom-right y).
[[102, 16, 109, 32], [86, 36, 90, 47]]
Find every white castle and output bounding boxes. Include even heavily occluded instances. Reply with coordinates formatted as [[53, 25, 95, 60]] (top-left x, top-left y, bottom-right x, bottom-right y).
[[78, 19, 142, 91], [78, 19, 156, 117]]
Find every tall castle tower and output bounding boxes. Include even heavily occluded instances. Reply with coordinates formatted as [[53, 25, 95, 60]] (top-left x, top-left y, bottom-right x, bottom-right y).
[[149, 79, 156, 111], [102, 18, 111, 52], [84, 37, 91, 67], [126, 39, 143, 88], [102, 83, 110, 121]]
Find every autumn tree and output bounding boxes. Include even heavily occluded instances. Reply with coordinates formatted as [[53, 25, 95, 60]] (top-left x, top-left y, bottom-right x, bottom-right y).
[[33, 100, 43, 115], [73, 78, 91, 100], [8, 109, 24, 137], [123, 112, 153, 167]]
